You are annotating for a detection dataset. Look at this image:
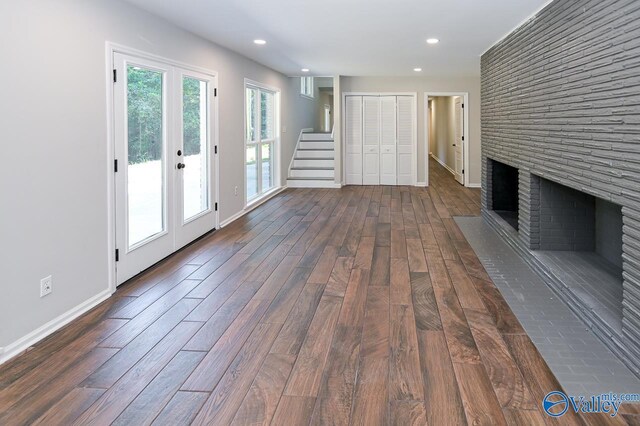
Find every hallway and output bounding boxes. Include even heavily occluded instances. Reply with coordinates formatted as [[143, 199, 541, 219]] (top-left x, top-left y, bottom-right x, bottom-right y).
[[0, 161, 631, 425]]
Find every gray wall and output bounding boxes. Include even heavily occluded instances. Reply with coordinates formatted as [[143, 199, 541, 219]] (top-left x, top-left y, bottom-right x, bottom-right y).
[[0, 0, 315, 353], [539, 178, 596, 251], [481, 0, 640, 365], [340, 75, 481, 185], [596, 198, 624, 269]]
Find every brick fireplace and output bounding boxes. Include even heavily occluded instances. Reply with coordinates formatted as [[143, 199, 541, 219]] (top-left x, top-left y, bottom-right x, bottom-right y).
[[487, 159, 519, 230], [481, 0, 640, 375]]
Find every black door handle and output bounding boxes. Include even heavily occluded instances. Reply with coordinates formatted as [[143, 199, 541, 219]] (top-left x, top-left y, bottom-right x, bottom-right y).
[[177, 163, 186, 169]]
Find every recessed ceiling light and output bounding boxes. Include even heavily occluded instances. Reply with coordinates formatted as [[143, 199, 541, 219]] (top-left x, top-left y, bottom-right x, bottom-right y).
[[301, 68, 310, 72], [254, 39, 266, 45], [426, 38, 439, 44], [413, 68, 423, 72]]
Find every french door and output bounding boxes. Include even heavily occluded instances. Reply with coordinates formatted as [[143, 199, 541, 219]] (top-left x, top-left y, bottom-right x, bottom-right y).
[[245, 83, 278, 203], [113, 52, 217, 285]]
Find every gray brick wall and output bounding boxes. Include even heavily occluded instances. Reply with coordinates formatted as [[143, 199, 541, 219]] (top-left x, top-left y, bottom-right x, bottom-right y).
[[596, 198, 624, 269], [481, 0, 640, 371], [520, 173, 540, 249], [539, 177, 596, 251]]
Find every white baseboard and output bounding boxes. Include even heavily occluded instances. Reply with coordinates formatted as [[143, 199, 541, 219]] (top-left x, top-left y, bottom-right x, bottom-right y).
[[415, 181, 427, 187], [0, 288, 113, 365], [430, 154, 455, 176], [220, 186, 287, 228], [287, 180, 341, 188], [467, 183, 482, 188]]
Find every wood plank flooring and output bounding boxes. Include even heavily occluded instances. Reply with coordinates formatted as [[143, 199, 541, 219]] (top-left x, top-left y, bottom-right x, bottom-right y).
[[1, 159, 636, 425]]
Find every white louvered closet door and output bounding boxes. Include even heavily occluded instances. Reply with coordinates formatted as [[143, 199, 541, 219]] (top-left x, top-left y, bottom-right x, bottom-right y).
[[345, 96, 363, 185], [396, 96, 414, 185], [362, 96, 381, 185], [379, 96, 397, 185]]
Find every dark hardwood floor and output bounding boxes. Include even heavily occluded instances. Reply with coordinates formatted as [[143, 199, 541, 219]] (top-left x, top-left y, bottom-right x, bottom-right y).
[[1, 159, 635, 425]]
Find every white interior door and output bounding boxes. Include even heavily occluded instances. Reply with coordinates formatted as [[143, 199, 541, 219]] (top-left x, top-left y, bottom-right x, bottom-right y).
[[345, 96, 362, 185], [362, 96, 380, 185], [379, 96, 397, 185], [396, 96, 414, 185], [454, 96, 464, 184], [114, 52, 217, 285]]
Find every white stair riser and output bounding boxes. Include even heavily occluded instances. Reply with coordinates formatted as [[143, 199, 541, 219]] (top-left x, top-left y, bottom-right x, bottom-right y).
[[287, 179, 339, 188], [302, 133, 333, 141], [299, 141, 334, 150], [293, 159, 334, 168], [296, 150, 334, 159], [289, 168, 334, 178]]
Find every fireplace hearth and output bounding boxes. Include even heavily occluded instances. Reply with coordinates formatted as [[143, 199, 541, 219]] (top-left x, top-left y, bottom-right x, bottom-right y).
[[481, 157, 636, 375]]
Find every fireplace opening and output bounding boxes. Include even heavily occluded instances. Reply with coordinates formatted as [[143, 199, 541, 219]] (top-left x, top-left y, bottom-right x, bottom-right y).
[[534, 176, 623, 331], [490, 159, 519, 230]]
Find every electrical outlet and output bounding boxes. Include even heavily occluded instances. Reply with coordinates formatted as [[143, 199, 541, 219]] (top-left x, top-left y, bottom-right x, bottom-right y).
[[234, 186, 238, 196], [40, 275, 52, 297]]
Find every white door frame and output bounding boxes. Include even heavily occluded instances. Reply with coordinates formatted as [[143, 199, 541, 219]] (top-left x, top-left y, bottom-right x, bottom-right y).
[[106, 42, 219, 293], [424, 92, 469, 187], [324, 104, 331, 132], [342, 92, 418, 186]]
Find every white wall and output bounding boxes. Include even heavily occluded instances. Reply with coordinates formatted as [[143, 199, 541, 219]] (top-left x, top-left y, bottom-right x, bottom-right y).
[[0, 0, 315, 355], [340, 75, 481, 185]]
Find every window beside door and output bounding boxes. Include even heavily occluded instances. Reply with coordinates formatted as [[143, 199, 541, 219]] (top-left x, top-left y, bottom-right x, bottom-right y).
[[245, 82, 279, 204]]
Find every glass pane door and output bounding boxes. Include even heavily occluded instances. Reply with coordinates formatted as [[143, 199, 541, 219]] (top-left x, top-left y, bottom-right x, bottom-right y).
[[182, 76, 209, 222], [114, 52, 217, 286], [126, 65, 165, 248]]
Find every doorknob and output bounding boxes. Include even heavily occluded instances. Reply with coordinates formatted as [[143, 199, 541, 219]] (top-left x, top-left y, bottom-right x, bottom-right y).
[[453, 144, 456, 146], [177, 163, 186, 169]]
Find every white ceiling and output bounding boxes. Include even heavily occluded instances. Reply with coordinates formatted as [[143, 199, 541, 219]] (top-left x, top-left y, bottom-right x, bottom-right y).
[[123, 0, 551, 77]]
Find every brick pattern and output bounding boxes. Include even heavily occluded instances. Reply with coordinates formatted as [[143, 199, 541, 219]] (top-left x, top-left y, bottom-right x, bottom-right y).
[[539, 177, 596, 251], [519, 172, 540, 249], [481, 0, 640, 372], [482, 157, 493, 211]]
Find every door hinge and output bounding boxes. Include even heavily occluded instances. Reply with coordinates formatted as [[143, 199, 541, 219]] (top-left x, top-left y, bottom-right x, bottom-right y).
[[115, 249, 119, 262], [462, 136, 464, 141], [215, 202, 218, 211], [113, 69, 117, 83], [214, 146, 218, 154], [462, 169, 465, 174], [214, 88, 217, 97], [461, 103, 464, 108], [114, 159, 118, 172]]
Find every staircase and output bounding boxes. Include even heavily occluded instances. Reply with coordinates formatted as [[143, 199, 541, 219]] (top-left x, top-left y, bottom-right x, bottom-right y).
[[287, 130, 337, 188]]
